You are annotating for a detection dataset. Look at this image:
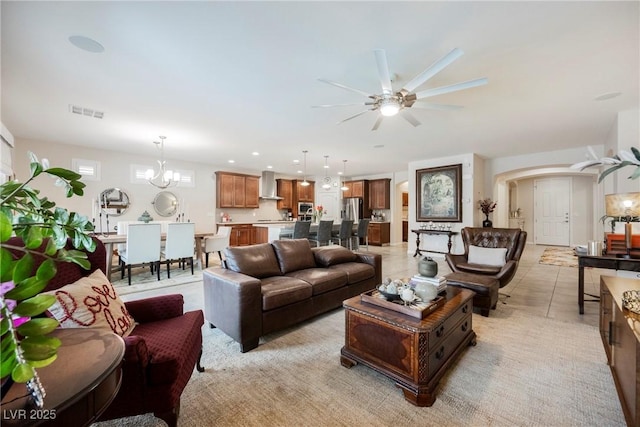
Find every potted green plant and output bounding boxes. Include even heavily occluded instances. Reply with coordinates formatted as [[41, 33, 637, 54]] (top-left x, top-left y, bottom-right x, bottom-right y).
[[0, 152, 94, 406]]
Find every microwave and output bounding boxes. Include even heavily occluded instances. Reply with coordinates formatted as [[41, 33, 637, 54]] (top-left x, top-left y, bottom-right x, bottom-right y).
[[298, 202, 313, 220]]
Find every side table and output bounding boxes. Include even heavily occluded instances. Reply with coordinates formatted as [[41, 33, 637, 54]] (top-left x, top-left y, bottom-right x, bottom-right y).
[[578, 255, 640, 314], [1, 328, 125, 426]]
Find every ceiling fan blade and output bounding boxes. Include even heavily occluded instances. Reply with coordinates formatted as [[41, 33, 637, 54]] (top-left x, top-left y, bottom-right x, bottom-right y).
[[374, 49, 393, 95], [312, 103, 373, 108], [415, 77, 488, 100], [318, 78, 372, 98], [410, 103, 464, 111], [400, 111, 421, 127], [371, 115, 383, 131], [338, 110, 371, 124], [402, 48, 464, 93]]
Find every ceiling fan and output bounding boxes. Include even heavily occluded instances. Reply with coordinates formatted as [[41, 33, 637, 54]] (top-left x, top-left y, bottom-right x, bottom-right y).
[[314, 48, 487, 131]]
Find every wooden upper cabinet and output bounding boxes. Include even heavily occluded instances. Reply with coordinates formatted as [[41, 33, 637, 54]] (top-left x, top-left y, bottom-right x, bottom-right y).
[[276, 179, 293, 210], [402, 192, 409, 207], [343, 180, 367, 198], [293, 180, 315, 203], [216, 171, 260, 209], [369, 179, 391, 209]]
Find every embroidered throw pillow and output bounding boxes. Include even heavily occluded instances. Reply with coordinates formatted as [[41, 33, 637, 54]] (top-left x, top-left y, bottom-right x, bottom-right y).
[[467, 245, 508, 267], [43, 269, 135, 337]]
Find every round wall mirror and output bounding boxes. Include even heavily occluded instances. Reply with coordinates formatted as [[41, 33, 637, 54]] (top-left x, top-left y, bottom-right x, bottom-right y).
[[99, 188, 130, 216], [152, 191, 178, 217]]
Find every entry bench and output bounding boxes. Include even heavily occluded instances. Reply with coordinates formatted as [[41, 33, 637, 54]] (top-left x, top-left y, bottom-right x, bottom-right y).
[[445, 272, 499, 317], [203, 239, 382, 352]]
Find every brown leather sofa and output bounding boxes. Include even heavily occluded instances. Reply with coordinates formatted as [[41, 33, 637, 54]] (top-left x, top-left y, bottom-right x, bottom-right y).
[[203, 239, 381, 352]]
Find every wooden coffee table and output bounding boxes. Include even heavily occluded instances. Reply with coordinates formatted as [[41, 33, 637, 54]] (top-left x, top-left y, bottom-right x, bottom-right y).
[[341, 287, 476, 406]]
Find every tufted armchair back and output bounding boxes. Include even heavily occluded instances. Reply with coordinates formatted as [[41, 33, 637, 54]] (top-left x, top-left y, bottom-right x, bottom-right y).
[[445, 227, 527, 288]]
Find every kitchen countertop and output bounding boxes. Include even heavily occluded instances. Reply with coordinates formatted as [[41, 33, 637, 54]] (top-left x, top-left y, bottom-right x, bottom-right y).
[[216, 220, 293, 226]]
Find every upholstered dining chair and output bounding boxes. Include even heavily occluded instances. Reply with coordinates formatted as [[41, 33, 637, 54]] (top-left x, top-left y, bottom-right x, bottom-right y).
[[332, 219, 354, 249], [163, 222, 196, 278], [309, 220, 334, 247], [280, 220, 311, 240], [119, 223, 162, 285], [351, 219, 370, 251], [204, 226, 232, 267]]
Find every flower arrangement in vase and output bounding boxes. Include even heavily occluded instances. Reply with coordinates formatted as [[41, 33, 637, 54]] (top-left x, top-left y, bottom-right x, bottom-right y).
[[478, 198, 497, 227], [314, 205, 324, 223]]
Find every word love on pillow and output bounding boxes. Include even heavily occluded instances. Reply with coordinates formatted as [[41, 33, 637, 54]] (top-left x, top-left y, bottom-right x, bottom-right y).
[[43, 269, 136, 337]]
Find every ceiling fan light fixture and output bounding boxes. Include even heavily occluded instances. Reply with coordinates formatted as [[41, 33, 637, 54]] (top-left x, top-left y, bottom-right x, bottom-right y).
[[380, 98, 400, 116]]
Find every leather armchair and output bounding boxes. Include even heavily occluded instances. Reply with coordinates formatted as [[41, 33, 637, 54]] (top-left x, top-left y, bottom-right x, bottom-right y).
[[6, 237, 204, 427], [445, 227, 527, 288]]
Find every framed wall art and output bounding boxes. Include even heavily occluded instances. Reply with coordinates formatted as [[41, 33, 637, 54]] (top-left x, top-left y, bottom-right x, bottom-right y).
[[416, 164, 462, 222]]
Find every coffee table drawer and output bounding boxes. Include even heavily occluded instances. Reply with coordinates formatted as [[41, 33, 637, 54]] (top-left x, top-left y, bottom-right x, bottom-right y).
[[428, 297, 472, 351], [428, 314, 472, 377]]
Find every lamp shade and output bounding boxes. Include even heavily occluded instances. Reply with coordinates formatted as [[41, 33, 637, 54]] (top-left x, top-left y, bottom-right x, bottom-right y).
[[605, 192, 640, 218]]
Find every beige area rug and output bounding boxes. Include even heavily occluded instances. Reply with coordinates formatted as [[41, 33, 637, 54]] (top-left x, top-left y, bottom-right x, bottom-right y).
[[110, 266, 203, 296], [538, 247, 578, 267], [94, 305, 624, 427]]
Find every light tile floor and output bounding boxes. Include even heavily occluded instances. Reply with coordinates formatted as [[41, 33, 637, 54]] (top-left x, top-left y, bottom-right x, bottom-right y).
[[125, 242, 603, 328]]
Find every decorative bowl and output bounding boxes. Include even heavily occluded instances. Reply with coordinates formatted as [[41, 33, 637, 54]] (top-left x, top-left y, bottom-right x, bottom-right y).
[[378, 289, 401, 301]]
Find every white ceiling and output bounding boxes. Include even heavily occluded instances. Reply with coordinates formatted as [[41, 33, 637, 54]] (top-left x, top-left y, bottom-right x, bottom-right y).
[[1, 1, 638, 177]]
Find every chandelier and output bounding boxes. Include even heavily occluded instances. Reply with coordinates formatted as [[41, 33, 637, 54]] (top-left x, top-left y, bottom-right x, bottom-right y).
[[146, 136, 180, 189]]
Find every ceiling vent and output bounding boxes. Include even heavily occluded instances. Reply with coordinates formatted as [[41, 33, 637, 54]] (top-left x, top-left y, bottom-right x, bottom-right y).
[[69, 104, 104, 119]]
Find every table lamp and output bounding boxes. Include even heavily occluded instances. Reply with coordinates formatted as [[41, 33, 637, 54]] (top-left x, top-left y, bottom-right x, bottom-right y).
[[605, 192, 640, 258]]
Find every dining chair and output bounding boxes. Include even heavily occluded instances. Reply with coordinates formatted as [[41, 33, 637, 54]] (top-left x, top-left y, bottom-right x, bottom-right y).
[[352, 219, 370, 251], [280, 221, 311, 240], [204, 226, 232, 267], [163, 222, 196, 278], [119, 223, 162, 286], [309, 220, 334, 247], [332, 220, 354, 249]]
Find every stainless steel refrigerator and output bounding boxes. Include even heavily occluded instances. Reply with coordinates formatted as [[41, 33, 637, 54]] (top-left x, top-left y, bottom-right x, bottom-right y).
[[342, 197, 363, 222]]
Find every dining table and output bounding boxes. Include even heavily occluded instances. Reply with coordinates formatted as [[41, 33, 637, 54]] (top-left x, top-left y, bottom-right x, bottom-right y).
[[96, 232, 214, 280]]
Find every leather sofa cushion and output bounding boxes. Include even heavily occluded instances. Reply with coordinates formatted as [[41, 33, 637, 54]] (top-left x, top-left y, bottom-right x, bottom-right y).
[[312, 246, 357, 267], [261, 276, 313, 311], [456, 262, 502, 275], [225, 243, 282, 279], [328, 262, 375, 284], [286, 268, 348, 295], [272, 239, 316, 274]]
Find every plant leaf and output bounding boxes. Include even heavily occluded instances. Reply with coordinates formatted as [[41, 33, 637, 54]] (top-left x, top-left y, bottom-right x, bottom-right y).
[[0, 248, 14, 282], [5, 276, 48, 301], [27, 353, 57, 369], [35, 259, 56, 282], [24, 226, 44, 249], [12, 253, 34, 285], [44, 168, 81, 181], [16, 318, 59, 337], [12, 362, 35, 383], [0, 351, 17, 378], [13, 294, 56, 317], [0, 211, 11, 242]]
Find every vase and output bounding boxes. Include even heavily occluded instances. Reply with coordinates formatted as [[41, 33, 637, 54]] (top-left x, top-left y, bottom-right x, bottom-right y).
[[418, 256, 438, 277], [483, 214, 492, 228]]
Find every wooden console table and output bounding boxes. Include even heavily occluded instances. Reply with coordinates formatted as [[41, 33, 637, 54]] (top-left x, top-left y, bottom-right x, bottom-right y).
[[578, 255, 640, 314], [341, 287, 476, 406], [412, 229, 458, 257], [1, 329, 124, 426], [599, 276, 640, 426]]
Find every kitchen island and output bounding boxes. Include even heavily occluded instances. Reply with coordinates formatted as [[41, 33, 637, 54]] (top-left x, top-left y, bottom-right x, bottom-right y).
[[253, 221, 358, 243]]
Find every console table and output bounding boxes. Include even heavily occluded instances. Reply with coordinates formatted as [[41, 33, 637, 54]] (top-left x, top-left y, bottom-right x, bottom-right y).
[[1, 328, 124, 426], [341, 287, 476, 406], [599, 275, 640, 426], [578, 255, 640, 314], [412, 229, 458, 257]]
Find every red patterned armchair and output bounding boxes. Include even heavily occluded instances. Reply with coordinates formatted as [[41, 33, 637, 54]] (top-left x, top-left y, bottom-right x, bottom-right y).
[[6, 237, 204, 427]]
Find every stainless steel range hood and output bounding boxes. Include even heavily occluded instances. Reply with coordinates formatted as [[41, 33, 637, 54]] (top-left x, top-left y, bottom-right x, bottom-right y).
[[259, 171, 283, 200]]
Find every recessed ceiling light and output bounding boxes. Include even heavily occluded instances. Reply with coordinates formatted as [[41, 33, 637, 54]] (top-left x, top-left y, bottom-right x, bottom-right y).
[[69, 35, 104, 53], [594, 92, 622, 101], [252, 152, 260, 156], [228, 160, 235, 163], [297, 170, 303, 174], [293, 159, 300, 164], [266, 165, 273, 169]]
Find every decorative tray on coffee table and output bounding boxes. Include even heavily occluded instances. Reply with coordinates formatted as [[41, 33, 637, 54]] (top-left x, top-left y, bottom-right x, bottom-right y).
[[361, 289, 445, 319]]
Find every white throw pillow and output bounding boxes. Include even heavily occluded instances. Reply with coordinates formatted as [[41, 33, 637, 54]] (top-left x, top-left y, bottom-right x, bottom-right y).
[[467, 245, 507, 267], [43, 269, 136, 337]]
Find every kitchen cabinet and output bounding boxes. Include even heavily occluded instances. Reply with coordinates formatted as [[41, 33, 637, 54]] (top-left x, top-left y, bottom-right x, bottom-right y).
[[402, 220, 408, 242], [368, 222, 390, 246], [229, 224, 256, 247], [276, 179, 293, 210], [402, 192, 408, 207], [599, 275, 640, 427], [254, 226, 269, 244], [293, 180, 315, 203], [216, 172, 260, 209], [343, 180, 367, 199], [369, 179, 391, 210]]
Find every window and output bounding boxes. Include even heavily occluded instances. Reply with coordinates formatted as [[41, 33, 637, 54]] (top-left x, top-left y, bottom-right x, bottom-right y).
[[72, 158, 100, 181]]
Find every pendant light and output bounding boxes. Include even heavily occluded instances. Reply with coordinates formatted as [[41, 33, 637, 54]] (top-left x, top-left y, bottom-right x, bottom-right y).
[[322, 155, 331, 189], [145, 136, 180, 189], [340, 160, 349, 191], [300, 150, 310, 186]]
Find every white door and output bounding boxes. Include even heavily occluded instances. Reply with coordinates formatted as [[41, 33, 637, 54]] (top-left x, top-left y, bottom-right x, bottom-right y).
[[534, 177, 571, 246]]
